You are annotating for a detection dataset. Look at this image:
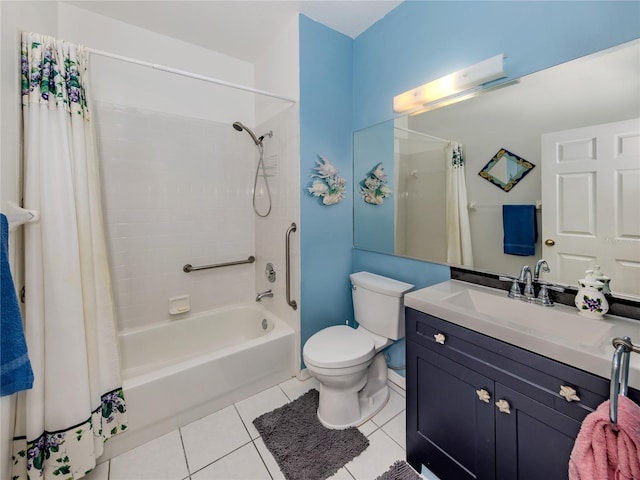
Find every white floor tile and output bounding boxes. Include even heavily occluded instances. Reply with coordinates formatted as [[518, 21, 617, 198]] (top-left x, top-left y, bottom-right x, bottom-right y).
[[84, 461, 109, 480], [181, 405, 252, 473], [278, 376, 319, 401], [388, 379, 406, 398], [372, 389, 405, 427], [357, 420, 378, 437], [109, 430, 189, 480], [235, 386, 291, 439], [327, 466, 356, 479], [253, 437, 285, 480], [190, 443, 271, 480], [344, 429, 406, 480], [381, 411, 405, 449]]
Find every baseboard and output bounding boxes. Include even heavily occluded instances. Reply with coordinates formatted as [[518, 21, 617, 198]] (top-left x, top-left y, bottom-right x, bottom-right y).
[[298, 367, 312, 381]]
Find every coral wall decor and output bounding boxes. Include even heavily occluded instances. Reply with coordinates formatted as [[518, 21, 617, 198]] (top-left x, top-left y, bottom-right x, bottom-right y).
[[360, 163, 391, 205], [308, 155, 346, 205]]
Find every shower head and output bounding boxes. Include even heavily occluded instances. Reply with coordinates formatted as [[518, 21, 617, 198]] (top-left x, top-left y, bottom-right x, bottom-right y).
[[233, 121, 261, 146]]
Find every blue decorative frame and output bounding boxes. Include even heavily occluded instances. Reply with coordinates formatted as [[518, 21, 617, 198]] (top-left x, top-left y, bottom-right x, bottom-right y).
[[478, 148, 535, 192]]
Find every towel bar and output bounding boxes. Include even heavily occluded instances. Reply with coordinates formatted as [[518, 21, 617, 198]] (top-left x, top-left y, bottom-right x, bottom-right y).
[[3, 201, 39, 231], [609, 336, 638, 424]]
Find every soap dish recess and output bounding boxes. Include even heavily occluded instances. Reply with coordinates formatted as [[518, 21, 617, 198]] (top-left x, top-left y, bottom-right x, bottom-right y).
[[169, 295, 191, 315]]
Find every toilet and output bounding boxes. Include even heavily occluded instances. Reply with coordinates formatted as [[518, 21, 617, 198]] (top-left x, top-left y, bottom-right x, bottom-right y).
[[303, 272, 414, 429]]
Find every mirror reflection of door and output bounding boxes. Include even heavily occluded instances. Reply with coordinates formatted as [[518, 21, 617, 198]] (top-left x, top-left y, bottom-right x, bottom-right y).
[[541, 118, 640, 296]]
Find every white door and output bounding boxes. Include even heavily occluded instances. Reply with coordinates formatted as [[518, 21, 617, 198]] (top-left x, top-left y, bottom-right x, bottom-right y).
[[541, 118, 640, 296]]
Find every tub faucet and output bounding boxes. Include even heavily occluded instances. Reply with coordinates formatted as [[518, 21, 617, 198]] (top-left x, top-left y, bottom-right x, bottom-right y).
[[256, 289, 273, 302], [519, 265, 535, 301]]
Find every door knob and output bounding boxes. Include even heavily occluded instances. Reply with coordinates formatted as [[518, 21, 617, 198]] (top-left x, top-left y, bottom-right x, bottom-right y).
[[559, 385, 580, 402], [544, 239, 555, 246], [495, 399, 511, 414], [476, 389, 491, 403]]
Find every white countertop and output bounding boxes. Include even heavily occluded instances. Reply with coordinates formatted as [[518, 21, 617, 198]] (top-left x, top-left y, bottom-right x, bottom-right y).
[[404, 279, 640, 390]]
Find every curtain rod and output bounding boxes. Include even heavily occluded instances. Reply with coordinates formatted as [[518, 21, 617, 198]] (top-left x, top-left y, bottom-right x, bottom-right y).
[[394, 126, 451, 143], [86, 47, 296, 104]]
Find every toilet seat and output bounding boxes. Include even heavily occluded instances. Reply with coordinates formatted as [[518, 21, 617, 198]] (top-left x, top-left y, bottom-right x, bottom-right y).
[[303, 325, 375, 369]]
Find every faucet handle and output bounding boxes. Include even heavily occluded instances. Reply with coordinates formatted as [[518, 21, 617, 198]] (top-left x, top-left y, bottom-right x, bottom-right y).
[[499, 275, 518, 281], [499, 275, 522, 298], [537, 280, 565, 293], [535, 281, 565, 307]]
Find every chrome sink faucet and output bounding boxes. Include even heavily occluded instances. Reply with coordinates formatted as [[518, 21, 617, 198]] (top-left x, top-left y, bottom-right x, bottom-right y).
[[501, 261, 564, 306], [256, 289, 273, 302], [534, 259, 550, 281], [519, 265, 535, 301]]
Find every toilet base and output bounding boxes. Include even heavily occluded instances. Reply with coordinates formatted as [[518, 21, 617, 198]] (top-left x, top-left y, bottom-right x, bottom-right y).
[[318, 385, 390, 429], [317, 352, 390, 429]]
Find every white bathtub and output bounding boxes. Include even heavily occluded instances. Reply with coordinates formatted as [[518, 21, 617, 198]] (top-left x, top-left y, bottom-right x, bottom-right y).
[[102, 304, 295, 460]]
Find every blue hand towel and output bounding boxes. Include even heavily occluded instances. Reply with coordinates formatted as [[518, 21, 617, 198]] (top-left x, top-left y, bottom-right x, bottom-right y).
[[502, 205, 537, 256], [0, 213, 33, 396]]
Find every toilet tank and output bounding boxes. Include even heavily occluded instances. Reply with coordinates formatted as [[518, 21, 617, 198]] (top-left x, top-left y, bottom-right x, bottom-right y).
[[350, 272, 414, 340]]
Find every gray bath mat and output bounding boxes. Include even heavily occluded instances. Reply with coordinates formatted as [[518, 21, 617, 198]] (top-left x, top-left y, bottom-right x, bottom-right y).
[[375, 460, 422, 480], [253, 389, 369, 480]]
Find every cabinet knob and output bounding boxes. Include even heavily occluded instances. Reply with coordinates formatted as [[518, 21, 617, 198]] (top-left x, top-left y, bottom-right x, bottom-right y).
[[495, 399, 511, 414], [476, 389, 491, 403], [559, 385, 581, 402], [434, 333, 446, 345]]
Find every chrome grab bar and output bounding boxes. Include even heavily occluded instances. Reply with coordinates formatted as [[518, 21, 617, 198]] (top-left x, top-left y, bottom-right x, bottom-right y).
[[609, 336, 638, 424], [183, 256, 255, 273], [285, 222, 297, 310]]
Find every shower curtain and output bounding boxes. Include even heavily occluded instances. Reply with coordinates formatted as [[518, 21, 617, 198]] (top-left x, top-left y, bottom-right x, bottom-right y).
[[446, 142, 474, 267], [11, 33, 127, 480]]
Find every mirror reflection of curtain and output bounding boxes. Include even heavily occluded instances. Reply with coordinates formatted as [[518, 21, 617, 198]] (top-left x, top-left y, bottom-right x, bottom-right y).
[[446, 143, 474, 266], [12, 32, 127, 480]]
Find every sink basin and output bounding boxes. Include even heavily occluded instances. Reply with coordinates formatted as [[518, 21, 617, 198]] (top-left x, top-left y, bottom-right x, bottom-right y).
[[404, 279, 640, 389], [443, 288, 613, 347]]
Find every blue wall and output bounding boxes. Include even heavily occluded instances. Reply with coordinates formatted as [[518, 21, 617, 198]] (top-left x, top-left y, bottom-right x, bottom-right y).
[[299, 15, 354, 366], [353, 1, 640, 129], [299, 2, 640, 372], [353, 121, 395, 253]]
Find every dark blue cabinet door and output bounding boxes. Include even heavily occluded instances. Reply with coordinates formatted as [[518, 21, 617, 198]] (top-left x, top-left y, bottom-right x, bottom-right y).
[[494, 383, 580, 480], [407, 340, 495, 480]]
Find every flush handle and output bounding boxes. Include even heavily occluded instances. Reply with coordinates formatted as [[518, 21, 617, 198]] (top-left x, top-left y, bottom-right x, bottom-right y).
[[434, 333, 446, 345], [495, 399, 511, 414], [559, 385, 580, 402], [476, 388, 491, 403]]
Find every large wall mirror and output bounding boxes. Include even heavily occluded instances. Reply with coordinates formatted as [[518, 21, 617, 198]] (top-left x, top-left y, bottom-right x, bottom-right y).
[[354, 39, 640, 298]]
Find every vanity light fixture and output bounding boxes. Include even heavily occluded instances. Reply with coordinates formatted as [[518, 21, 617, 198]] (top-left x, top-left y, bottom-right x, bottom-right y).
[[393, 53, 506, 113]]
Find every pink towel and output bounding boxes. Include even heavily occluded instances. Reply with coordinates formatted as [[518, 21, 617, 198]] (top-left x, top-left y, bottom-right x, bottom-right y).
[[569, 395, 640, 480]]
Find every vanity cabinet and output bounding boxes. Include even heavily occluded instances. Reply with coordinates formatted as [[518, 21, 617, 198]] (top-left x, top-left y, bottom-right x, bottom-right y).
[[406, 307, 640, 480]]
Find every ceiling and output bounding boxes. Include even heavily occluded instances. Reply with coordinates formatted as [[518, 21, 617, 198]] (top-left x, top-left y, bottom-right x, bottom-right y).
[[65, 1, 403, 63]]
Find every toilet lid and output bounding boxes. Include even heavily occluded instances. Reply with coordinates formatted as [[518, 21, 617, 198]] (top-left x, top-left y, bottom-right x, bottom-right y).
[[303, 325, 375, 369]]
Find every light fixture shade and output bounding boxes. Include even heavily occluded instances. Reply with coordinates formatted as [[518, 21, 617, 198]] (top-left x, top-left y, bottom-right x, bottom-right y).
[[393, 54, 505, 113]]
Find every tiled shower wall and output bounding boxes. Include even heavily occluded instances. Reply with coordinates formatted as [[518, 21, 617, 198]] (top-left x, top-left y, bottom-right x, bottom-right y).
[[95, 102, 257, 332], [254, 106, 300, 344]]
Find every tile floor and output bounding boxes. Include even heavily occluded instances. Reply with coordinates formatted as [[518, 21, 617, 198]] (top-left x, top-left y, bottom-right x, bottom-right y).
[[85, 377, 434, 480]]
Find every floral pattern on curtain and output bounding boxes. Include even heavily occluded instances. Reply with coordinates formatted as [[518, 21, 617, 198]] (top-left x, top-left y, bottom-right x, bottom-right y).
[[12, 389, 126, 478], [21, 36, 89, 117], [11, 33, 127, 480]]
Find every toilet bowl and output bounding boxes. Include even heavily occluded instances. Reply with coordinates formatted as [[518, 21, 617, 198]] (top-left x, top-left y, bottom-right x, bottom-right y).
[[303, 272, 414, 429]]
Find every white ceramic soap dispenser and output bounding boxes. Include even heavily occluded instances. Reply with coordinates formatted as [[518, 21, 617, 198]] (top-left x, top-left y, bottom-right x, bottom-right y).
[[574, 270, 609, 319]]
